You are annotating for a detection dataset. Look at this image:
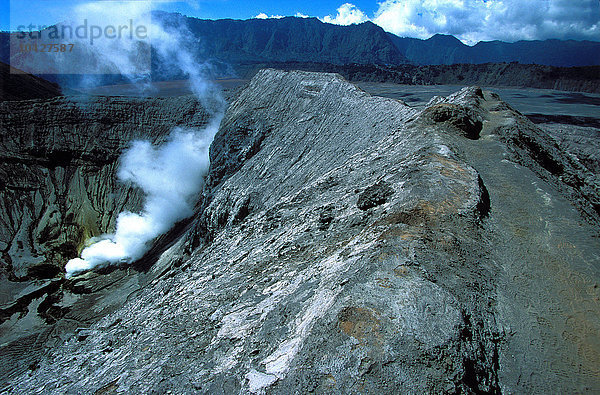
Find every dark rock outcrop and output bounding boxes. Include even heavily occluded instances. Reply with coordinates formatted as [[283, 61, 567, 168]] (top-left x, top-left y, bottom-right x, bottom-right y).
[[422, 102, 483, 139], [357, 181, 395, 210], [1, 70, 599, 393], [0, 61, 62, 101]]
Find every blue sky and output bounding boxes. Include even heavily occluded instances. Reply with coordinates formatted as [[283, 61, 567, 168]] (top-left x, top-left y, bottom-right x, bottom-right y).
[[157, 0, 378, 20], [2, 0, 599, 44], [1, 0, 375, 30]]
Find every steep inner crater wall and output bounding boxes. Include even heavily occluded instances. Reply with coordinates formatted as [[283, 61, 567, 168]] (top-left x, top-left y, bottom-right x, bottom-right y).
[[0, 96, 210, 281]]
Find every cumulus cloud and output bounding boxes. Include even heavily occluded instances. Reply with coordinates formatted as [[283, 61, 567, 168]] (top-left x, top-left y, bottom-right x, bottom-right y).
[[254, 12, 284, 19], [320, 0, 600, 44], [321, 3, 369, 26]]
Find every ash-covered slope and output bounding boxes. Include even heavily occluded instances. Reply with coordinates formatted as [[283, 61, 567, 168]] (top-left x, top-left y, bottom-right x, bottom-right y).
[[3, 70, 600, 393]]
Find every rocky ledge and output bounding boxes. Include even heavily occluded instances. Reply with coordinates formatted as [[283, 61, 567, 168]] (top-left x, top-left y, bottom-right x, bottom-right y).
[[1, 70, 599, 393]]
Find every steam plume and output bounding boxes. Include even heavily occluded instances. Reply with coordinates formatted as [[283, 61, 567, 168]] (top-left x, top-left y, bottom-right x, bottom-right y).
[[66, 121, 219, 277], [26, 1, 222, 106], [64, 2, 224, 277]]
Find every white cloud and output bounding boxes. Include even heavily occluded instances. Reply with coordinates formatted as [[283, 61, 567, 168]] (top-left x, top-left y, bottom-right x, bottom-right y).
[[374, 0, 600, 44], [317, 0, 600, 44], [371, 0, 496, 43], [295, 12, 310, 19], [254, 12, 284, 20], [321, 3, 369, 26]]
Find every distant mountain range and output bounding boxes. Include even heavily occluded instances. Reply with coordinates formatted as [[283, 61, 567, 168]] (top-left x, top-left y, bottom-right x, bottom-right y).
[[156, 12, 407, 66], [1, 12, 598, 84], [387, 33, 600, 67], [153, 12, 600, 68], [241, 62, 600, 94]]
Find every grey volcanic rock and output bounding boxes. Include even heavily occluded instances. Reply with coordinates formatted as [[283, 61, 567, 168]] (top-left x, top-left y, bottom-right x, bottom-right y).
[[425, 86, 600, 392], [2, 70, 600, 393], [357, 181, 395, 210], [539, 124, 600, 174], [4, 70, 497, 393], [413, 85, 600, 224]]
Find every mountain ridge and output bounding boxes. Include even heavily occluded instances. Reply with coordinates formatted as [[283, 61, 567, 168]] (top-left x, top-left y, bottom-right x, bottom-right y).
[[1, 15, 599, 83], [152, 13, 600, 67], [387, 32, 600, 66], [154, 12, 407, 66], [235, 62, 600, 94], [0, 61, 62, 100]]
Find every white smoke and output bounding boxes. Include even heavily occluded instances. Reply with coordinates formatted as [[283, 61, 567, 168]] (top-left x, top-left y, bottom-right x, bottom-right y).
[[66, 120, 220, 277], [64, 1, 224, 277], [27, 1, 222, 106]]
